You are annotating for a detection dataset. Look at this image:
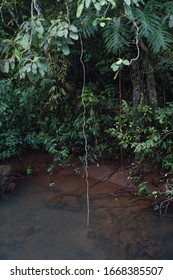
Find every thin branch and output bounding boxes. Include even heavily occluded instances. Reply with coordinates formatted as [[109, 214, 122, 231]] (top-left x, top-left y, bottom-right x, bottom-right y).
[[157, 130, 173, 145]]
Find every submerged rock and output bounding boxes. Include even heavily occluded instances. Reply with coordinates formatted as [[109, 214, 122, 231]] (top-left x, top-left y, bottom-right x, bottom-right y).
[[0, 165, 16, 197], [45, 192, 82, 211], [152, 202, 160, 211], [0, 165, 12, 176]]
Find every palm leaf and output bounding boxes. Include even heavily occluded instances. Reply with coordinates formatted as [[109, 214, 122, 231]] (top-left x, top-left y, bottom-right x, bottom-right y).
[[148, 28, 173, 53], [134, 8, 161, 38], [103, 21, 130, 54]]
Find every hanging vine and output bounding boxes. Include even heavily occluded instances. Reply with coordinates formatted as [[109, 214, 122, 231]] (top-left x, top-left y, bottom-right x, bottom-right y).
[[79, 33, 90, 228]]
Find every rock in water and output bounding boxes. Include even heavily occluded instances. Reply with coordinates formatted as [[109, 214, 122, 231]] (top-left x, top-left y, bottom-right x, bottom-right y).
[[0, 165, 12, 176], [0, 165, 15, 197]]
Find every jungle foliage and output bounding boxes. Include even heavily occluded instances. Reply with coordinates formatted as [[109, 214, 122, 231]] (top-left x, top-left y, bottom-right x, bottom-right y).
[[0, 0, 173, 173]]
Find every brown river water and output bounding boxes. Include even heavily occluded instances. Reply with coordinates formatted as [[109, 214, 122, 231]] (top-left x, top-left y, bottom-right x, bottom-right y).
[[0, 155, 173, 260]]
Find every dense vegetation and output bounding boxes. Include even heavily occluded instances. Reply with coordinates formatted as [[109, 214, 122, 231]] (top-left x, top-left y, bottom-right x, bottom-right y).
[[0, 0, 173, 175]]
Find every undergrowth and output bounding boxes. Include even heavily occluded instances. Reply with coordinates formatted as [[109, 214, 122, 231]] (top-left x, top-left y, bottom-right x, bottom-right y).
[[1, 77, 173, 176]]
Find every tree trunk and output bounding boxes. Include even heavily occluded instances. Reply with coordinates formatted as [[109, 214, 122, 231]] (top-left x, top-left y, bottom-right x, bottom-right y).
[[140, 40, 158, 107], [145, 58, 158, 107], [131, 60, 142, 107]]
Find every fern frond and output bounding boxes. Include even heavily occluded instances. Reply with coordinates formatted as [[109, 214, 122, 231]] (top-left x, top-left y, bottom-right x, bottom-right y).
[[134, 8, 161, 38], [148, 28, 173, 53], [102, 21, 130, 54], [162, 1, 173, 15], [74, 9, 98, 38], [134, 0, 173, 53]]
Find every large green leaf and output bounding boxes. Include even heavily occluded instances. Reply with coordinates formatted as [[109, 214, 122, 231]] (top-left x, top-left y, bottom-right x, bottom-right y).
[[69, 25, 78, 33], [85, 0, 92, 9], [111, 62, 119, 72], [62, 44, 70, 55], [20, 33, 30, 49], [94, 2, 101, 11], [69, 32, 79, 40], [4, 60, 9, 73], [14, 49, 20, 61], [31, 63, 38, 75], [124, 0, 131, 6], [76, 1, 85, 18]]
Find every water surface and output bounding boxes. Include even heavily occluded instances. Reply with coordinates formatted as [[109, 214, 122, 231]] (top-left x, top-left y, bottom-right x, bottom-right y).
[[0, 168, 173, 260]]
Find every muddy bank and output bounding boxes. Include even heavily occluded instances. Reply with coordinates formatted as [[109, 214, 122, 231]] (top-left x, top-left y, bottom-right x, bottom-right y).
[[0, 152, 173, 259]]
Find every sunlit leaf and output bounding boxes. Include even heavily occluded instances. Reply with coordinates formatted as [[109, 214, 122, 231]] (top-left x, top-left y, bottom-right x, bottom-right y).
[[111, 62, 119, 72], [69, 25, 78, 33], [124, 0, 131, 6], [85, 0, 92, 9], [76, 1, 85, 18], [14, 49, 20, 61], [100, 22, 106, 27], [123, 59, 130, 65], [94, 2, 101, 11], [69, 32, 79, 40]]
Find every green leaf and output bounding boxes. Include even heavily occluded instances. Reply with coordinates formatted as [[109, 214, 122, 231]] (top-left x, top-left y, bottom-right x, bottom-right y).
[[100, 22, 106, 27], [50, 26, 57, 37], [9, 57, 15, 71], [76, 1, 84, 18], [10, 60, 15, 70], [85, 0, 92, 9], [169, 15, 173, 28], [26, 63, 31, 73], [56, 40, 63, 47], [57, 30, 64, 37], [124, 0, 131, 5], [37, 61, 47, 77], [69, 25, 78, 33], [31, 63, 38, 75], [124, 4, 134, 20], [116, 59, 123, 65], [69, 32, 79, 40], [108, 0, 116, 8], [62, 44, 70, 55], [123, 59, 130, 66], [94, 3, 101, 11], [66, 38, 74, 45], [27, 71, 36, 82], [93, 19, 98, 27], [14, 49, 20, 61], [63, 29, 68, 38], [111, 63, 119, 72], [20, 33, 30, 49], [35, 21, 44, 37], [37, 62, 47, 73], [4, 60, 9, 73]]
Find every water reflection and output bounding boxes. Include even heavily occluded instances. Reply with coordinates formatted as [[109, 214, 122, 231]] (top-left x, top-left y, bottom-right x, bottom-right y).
[[0, 171, 173, 260]]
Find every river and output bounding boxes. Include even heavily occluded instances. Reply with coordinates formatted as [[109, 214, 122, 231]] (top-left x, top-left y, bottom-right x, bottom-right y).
[[0, 161, 173, 260]]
